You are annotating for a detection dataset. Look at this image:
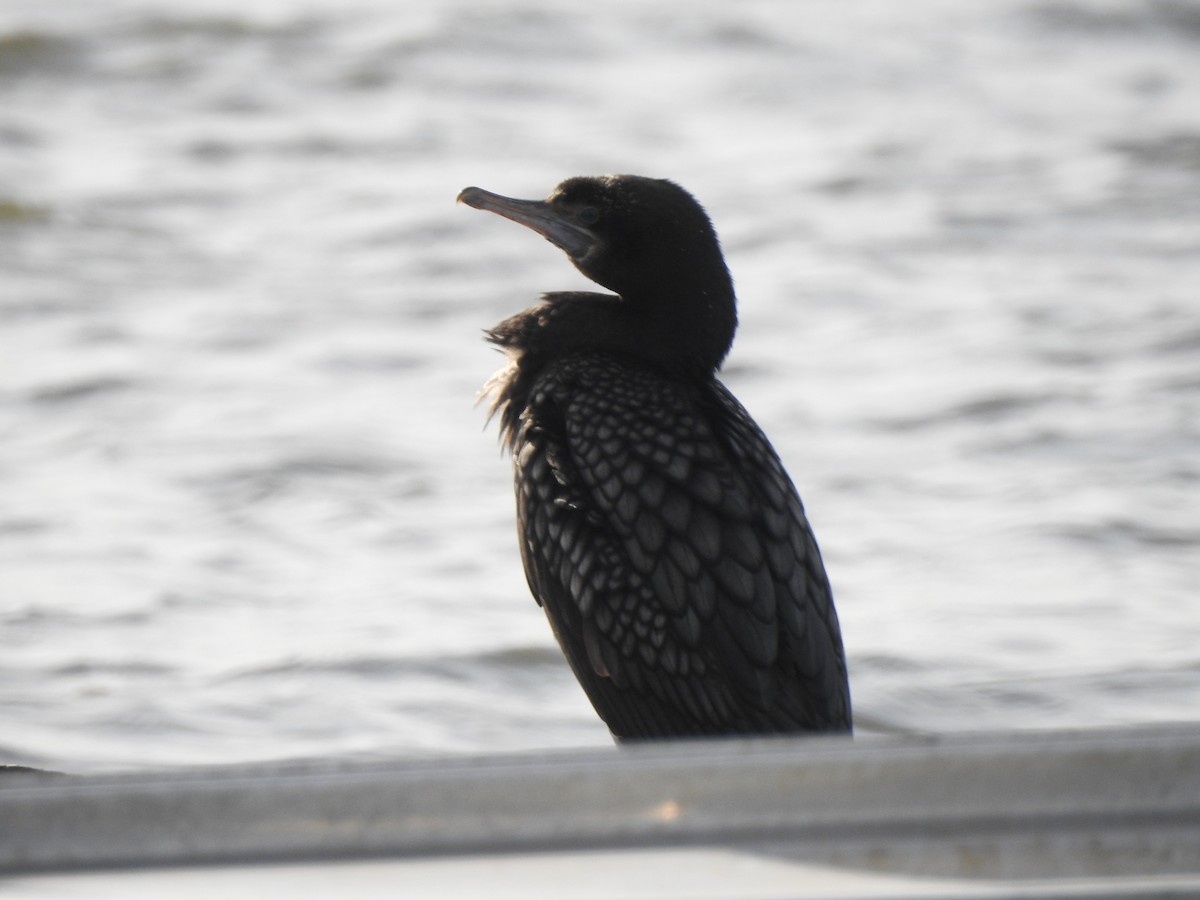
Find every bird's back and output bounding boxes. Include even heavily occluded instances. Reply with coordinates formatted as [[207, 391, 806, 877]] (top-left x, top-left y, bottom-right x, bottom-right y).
[[508, 352, 851, 740]]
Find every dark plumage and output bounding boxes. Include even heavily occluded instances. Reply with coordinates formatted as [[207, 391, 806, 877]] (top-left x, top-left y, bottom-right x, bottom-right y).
[[458, 175, 851, 740]]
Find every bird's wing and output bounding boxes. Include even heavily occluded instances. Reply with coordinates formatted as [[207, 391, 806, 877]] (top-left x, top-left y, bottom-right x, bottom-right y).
[[517, 356, 848, 733], [706, 381, 851, 727]]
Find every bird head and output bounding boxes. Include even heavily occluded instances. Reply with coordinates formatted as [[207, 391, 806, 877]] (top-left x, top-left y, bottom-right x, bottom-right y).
[[459, 175, 737, 373]]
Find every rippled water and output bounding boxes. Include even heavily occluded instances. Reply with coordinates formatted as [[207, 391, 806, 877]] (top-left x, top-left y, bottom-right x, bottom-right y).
[[2, 0, 1198, 772]]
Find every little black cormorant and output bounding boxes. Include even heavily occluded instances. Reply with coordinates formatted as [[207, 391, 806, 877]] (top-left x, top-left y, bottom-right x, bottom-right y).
[[458, 175, 851, 740]]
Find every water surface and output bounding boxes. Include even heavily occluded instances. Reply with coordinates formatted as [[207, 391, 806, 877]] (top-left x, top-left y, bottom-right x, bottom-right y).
[[2, 0, 1198, 771]]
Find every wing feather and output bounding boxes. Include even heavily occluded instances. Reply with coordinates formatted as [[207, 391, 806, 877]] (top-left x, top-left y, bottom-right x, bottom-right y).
[[512, 355, 851, 737]]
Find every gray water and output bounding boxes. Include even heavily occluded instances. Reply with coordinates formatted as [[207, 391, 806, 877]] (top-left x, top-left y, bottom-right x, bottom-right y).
[[1, 0, 1198, 773]]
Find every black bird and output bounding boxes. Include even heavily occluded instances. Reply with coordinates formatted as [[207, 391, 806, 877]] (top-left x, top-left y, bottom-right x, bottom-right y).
[[458, 175, 851, 740]]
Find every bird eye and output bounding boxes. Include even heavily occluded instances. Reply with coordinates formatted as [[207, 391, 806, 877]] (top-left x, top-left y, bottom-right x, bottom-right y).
[[578, 206, 600, 226]]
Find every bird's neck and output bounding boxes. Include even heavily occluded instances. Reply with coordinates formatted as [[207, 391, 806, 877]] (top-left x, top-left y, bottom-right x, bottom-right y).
[[502, 288, 734, 369], [483, 288, 734, 449]]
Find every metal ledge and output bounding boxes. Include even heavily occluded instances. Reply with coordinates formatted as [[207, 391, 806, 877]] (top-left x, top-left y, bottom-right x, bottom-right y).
[[2, 727, 1199, 896]]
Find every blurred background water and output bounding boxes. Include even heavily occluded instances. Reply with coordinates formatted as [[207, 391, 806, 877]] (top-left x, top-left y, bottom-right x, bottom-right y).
[[1, 0, 1198, 773]]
